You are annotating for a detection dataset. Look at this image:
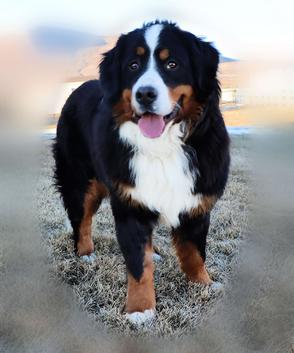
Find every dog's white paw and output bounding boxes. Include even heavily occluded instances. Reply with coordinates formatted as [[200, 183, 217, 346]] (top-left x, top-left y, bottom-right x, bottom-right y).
[[152, 253, 162, 262], [64, 218, 72, 233], [210, 281, 223, 292], [125, 309, 155, 325], [80, 253, 97, 263]]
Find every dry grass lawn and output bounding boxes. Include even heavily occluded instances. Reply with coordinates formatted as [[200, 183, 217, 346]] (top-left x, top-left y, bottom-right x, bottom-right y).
[[38, 135, 249, 337]]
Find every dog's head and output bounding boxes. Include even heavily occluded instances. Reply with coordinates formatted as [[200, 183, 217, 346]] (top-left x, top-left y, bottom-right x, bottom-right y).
[[100, 21, 219, 139]]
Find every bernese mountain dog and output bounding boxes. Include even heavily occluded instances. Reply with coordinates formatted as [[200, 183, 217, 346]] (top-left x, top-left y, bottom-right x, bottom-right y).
[[53, 21, 230, 323]]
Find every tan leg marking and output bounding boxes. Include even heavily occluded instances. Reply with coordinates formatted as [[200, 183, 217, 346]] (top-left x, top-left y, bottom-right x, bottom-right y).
[[190, 195, 217, 217], [77, 180, 108, 256], [114, 181, 147, 209], [173, 237, 212, 284], [125, 243, 156, 313]]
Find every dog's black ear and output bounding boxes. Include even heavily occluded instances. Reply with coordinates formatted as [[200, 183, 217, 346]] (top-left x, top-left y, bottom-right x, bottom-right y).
[[99, 35, 125, 101], [184, 31, 220, 101], [199, 40, 219, 99]]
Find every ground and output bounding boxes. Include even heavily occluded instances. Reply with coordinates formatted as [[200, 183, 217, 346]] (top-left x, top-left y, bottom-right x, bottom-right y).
[[37, 135, 249, 337]]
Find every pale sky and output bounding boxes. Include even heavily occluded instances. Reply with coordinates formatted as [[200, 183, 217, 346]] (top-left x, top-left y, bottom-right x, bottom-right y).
[[1, 0, 294, 58]]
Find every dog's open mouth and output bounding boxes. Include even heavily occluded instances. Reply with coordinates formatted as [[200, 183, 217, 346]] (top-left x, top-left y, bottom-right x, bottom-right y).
[[135, 97, 183, 139]]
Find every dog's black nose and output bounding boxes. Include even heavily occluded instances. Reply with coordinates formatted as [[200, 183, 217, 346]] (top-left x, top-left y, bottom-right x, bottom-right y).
[[136, 86, 158, 106]]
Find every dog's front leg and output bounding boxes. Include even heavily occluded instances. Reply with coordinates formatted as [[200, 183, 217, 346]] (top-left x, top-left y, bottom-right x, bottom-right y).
[[172, 213, 212, 284], [111, 196, 157, 323]]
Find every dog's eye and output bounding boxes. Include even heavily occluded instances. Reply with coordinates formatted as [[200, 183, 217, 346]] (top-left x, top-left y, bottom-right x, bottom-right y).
[[166, 60, 178, 70], [128, 61, 140, 71]]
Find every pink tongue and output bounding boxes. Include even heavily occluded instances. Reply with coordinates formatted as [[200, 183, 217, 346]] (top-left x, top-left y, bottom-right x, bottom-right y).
[[138, 114, 165, 138]]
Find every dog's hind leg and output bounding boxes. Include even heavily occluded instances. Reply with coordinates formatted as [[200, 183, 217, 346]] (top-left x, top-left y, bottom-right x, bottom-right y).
[[62, 178, 107, 257], [53, 143, 108, 256], [75, 179, 108, 256]]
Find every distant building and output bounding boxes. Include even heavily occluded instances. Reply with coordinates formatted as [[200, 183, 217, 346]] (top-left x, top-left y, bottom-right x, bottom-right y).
[[221, 88, 242, 104], [48, 76, 97, 124]]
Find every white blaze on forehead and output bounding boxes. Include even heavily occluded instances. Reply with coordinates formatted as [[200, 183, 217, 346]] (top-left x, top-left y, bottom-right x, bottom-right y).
[[144, 24, 163, 53], [131, 24, 173, 116]]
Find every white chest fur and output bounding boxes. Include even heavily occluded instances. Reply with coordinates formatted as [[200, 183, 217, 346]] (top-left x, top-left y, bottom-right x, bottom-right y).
[[119, 121, 202, 227]]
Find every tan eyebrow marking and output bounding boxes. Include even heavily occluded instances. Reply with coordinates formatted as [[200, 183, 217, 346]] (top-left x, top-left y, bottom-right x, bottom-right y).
[[136, 46, 145, 55], [159, 48, 169, 60]]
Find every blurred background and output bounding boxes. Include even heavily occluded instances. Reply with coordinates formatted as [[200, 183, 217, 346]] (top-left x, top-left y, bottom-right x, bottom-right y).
[[1, 0, 293, 134], [0, 1, 293, 352]]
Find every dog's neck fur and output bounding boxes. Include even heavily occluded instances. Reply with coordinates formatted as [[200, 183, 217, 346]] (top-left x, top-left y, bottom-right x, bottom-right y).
[[119, 120, 201, 227]]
